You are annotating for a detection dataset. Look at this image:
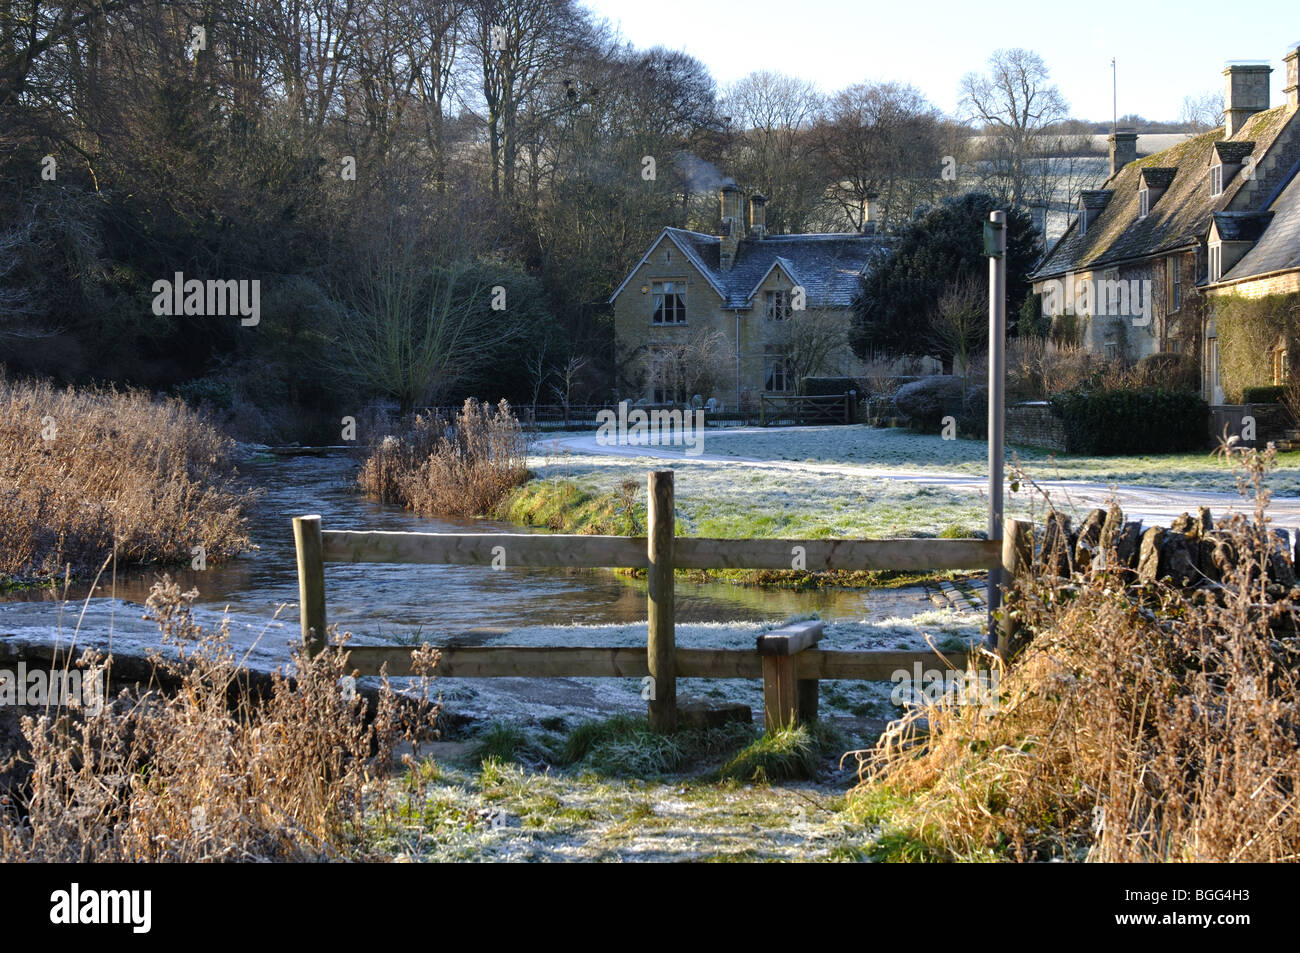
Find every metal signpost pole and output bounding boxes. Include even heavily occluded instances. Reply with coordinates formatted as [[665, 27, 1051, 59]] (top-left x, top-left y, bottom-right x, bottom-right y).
[[985, 210, 1007, 646]]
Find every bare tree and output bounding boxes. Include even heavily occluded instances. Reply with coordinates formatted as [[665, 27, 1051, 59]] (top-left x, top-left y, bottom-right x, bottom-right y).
[[1180, 90, 1224, 133], [639, 329, 733, 404], [960, 48, 1068, 210], [814, 81, 948, 231], [927, 275, 986, 379], [330, 224, 520, 414], [721, 70, 824, 233], [775, 311, 851, 394]]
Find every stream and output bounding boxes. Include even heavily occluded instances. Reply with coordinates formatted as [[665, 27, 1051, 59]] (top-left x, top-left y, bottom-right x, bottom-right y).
[[0, 455, 941, 678]]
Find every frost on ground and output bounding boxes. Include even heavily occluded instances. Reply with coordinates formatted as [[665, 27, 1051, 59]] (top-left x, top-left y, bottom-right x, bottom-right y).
[[537, 424, 1300, 496], [527, 440, 990, 539], [375, 760, 879, 862]]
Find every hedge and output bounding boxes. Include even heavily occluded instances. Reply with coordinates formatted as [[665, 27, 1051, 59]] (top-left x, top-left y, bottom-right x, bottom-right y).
[[1048, 387, 1209, 455], [1242, 385, 1285, 404]]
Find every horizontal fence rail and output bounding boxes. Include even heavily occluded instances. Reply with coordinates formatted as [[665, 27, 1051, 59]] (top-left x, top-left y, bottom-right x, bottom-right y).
[[321, 530, 1002, 572], [340, 644, 972, 681]]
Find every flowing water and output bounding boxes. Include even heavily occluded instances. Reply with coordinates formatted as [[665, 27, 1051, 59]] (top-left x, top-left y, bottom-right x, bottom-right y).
[[0, 454, 933, 670]]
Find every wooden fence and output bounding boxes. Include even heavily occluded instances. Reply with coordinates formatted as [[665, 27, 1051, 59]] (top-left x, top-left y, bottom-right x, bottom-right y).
[[295, 470, 1022, 732]]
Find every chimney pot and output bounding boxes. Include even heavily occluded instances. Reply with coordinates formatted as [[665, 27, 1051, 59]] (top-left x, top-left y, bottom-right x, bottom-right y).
[[861, 193, 881, 234], [719, 182, 742, 271], [1284, 42, 1300, 109], [749, 192, 767, 238], [1223, 61, 1272, 136], [1108, 131, 1138, 176]]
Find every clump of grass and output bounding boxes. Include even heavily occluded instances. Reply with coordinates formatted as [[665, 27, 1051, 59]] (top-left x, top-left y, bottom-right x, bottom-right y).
[[0, 576, 441, 861], [359, 398, 528, 518], [557, 714, 755, 777], [469, 722, 556, 766], [499, 479, 635, 535], [852, 446, 1300, 862], [0, 372, 255, 586], [717, 722, 845, 783]]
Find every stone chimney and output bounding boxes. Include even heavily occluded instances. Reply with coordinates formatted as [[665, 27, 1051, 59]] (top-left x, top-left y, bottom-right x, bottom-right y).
[[719, 181, 742, 271], [1223, 61, 1272, 137], [1108, 131, 1137, 176], [1285, 42, 1299, 109], [860, 193, 881, 234], [749, 192, 767, 238]]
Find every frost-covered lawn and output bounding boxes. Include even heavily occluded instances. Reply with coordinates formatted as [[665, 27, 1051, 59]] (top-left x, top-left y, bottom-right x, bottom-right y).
[[373, 756, 877, 862], [549, 425, 1300, 496], [527, 441, 992, 539]]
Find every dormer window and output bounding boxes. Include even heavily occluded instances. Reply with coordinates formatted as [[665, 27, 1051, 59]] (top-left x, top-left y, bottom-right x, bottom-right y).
[[1137, 168, 1175, 220], [1211, 165, 1224, 196], [1209, 244, 1222, 282], [1078, 210, 1088, 236]]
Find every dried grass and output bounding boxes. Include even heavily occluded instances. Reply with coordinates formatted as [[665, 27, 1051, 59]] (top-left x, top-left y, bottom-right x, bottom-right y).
[[853, 448, 1300, 862], [0, 577, 441, 861], [358, 398, 529, 518], [0, 372, 255, 584]]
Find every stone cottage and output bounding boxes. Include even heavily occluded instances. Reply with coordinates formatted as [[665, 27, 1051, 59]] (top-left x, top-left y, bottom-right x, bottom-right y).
[[1029, 43, 1300, 403], [610, 183, 893, 408]]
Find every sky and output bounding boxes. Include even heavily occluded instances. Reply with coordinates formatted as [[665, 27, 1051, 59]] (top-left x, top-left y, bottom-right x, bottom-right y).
[[582, 0, 1298, 123]]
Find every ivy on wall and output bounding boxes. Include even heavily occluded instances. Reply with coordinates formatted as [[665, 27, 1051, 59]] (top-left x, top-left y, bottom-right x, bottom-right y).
[[1215, 293, 1300, 402]]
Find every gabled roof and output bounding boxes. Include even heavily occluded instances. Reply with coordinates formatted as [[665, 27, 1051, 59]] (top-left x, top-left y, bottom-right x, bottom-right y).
[[1215, 162, 1300, 282], [1032, 105, 1297, 281], [745, 256, 805, 304], [1211, 211, 1272, 242], [1213, 141, 1256, 164], [607, 228, 727, 304], [1140, 167, 1178, 189], [610, 227, 892, 309]]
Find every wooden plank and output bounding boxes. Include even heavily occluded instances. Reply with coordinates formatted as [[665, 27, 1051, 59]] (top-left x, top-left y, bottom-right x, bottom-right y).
[[756, 620, 824, 656], [797, 679, 819, 722], [293, 515, 327, 656], [321, 529, 998, 573], [339, 646, 764, 679], [647, 470, 677, 731], [998, 518, 1033, 659], [796, 649, 972, 681], [762, 655, 798, 732], [321, 531, 648, 568], [673, 537, 1002, 571]]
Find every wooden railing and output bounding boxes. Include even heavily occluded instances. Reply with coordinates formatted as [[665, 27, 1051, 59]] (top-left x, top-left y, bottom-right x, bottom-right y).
[[294, 470, 1020, 732]]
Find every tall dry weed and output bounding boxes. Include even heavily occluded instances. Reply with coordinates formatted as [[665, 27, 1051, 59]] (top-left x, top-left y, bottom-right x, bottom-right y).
[[856, 447, 1300, 861], [0, 372, 255, 584], [359, 398, 529, 518]]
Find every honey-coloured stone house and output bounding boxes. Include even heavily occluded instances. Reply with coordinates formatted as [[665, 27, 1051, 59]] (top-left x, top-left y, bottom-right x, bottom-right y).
[[610, 183, 893, 408]]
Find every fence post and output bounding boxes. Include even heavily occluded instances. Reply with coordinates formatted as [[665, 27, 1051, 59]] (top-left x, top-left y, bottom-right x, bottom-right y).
[[997, 518, 1032, 660], [647, 471, 677, 731], [293, 515, 327, 656]]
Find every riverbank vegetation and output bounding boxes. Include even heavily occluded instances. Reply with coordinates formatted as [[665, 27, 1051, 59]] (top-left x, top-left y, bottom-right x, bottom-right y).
[[0, 374, 256, 588], [850, 449, 1300, 862], [358, 399, 529, 518], [0, 579, 442, 862]]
